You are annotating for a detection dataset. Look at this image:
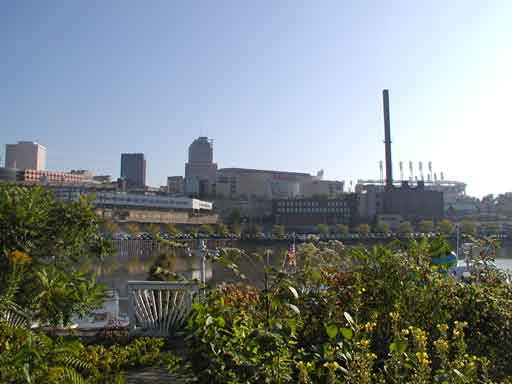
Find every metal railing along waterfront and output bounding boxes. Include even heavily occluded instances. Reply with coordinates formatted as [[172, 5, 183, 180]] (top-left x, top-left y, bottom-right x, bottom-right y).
[[111, 239, 172, 256]]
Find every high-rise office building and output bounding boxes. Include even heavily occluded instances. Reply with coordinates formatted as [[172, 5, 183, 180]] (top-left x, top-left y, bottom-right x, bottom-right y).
[[5, 141, 47, 170], [121, 153, 146, 188], [184, 137, 217, 196]]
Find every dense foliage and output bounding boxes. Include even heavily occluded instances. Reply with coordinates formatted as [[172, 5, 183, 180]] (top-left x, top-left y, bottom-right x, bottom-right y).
[[0, 184, 168, 383], [0, 184, 110, 326], [185, 238, 512, 383], [0, 321, 165, 383]]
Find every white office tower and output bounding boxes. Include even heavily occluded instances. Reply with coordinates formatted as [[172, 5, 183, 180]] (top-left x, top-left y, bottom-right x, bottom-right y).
[[5, 141, 47, 170]]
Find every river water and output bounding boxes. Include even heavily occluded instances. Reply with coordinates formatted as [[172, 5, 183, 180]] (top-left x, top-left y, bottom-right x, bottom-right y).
[[88, 239, 512, 308]]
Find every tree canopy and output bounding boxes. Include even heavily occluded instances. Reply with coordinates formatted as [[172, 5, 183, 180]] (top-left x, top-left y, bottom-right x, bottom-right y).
[[315, 224, 329, 236], [335, 224, 349, 236], [374, 221, 390, 234], [418, 219, 434, 233], [398, 221, 414, 236], [437, 219, 454, 236], [358, 224, 370, 236], [272, 225, 285, 239], [461, 220, 477, 236]]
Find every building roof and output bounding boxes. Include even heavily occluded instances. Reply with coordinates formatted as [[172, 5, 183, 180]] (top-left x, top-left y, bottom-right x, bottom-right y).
[[218, 167, 311, 177]]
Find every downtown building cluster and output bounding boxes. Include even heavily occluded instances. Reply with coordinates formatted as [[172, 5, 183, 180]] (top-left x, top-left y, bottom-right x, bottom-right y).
[[2, 90, 482, 231]]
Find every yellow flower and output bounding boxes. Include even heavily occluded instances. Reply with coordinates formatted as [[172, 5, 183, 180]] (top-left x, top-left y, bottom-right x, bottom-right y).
[[364, 321, 377, 333], [323, 361, 340, 370], [7, 250, 31, 264], [415, 352, 430, 366]]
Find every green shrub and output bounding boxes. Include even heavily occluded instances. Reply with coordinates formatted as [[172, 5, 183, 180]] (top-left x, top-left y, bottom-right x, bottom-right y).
[[0, 322, 165, 384], [185, 237, 512, 383]]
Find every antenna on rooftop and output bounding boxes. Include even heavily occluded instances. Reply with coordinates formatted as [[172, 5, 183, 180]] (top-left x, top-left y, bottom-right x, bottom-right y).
[[409, 161, 413, 181], [399, 161, 404, 181], [379, 161, 383, 184]]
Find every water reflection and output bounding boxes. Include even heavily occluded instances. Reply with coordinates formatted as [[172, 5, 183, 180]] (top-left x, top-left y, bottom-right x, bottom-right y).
[[89, 239, 512, 304]]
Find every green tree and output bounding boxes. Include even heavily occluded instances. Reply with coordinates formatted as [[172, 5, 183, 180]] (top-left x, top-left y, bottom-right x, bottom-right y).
[[245, 224, 262, 236], [335, 224, 349, 236], [315, 224, 329, 237], [101, 219, 118, 237], [146, 223, 161, 237], [230, 223, 241, 236], [0, 184, 107, 325], [199, 224, 215, 236], [438, 219, 454, 236], [229, 208, 241, 226], [272, 225, 285, 240], [217, 223, 229, 237], [185, 226, 199, 237], [418, 219, 434, 233], [358, 223, 370, 236], [165, 223, 178, 237], [398, 221, 414, 236], [126, 223, 140, 236], [374, 221, 390, 234], [460, 220, 476, 236], [357, 224, 370, 236]]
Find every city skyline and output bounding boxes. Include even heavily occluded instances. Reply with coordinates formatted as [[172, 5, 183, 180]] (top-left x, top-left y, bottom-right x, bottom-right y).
[[2, 1, 512, 197]]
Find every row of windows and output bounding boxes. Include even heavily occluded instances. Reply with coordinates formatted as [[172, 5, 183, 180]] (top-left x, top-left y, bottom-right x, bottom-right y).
[[277, 200, 347, 208], [97, 194, 190, 206], [276, 207, 350, 214], [218, 176, 237, 184], [278, 201, 319, 207]]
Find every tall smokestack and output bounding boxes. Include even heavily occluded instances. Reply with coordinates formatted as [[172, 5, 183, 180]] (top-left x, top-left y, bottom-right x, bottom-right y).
[[383, 89, 393, 190]]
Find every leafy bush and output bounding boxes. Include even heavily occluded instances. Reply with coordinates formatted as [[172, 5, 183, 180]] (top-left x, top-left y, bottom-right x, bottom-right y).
[[0, 321, 165, 384], [0, 184, 110, 326], [185, 237, 512, 383]]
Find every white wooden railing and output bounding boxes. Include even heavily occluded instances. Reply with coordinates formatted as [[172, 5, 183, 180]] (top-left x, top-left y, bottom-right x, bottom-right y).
[[127, 281, 199, 336]]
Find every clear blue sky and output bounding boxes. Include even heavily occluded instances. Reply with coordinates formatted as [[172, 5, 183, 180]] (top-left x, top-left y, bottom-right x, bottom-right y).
[[1, 1, 511, 197]]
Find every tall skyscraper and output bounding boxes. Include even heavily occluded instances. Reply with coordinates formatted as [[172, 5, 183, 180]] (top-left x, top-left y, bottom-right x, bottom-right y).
[[5, 141, 47, 170], [121, 153, 146, 188], [185, 137, 217, 195]]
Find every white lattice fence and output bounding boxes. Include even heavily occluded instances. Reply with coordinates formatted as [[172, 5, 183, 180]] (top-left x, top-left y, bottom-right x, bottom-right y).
[[127, 281, 199, 336]]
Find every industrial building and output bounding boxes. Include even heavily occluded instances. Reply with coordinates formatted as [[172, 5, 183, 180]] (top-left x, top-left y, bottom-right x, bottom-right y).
[[273, 194, 359, 229], [356, 179, 464, 217], [52, 186, 216, 225], [363, 89, 444, 223], [5, 141, 47, 170], [0, 167, 22, 182], [216, 167, 344, 200], [216, 168, 313, 199], [0, 167, 93, 185]]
